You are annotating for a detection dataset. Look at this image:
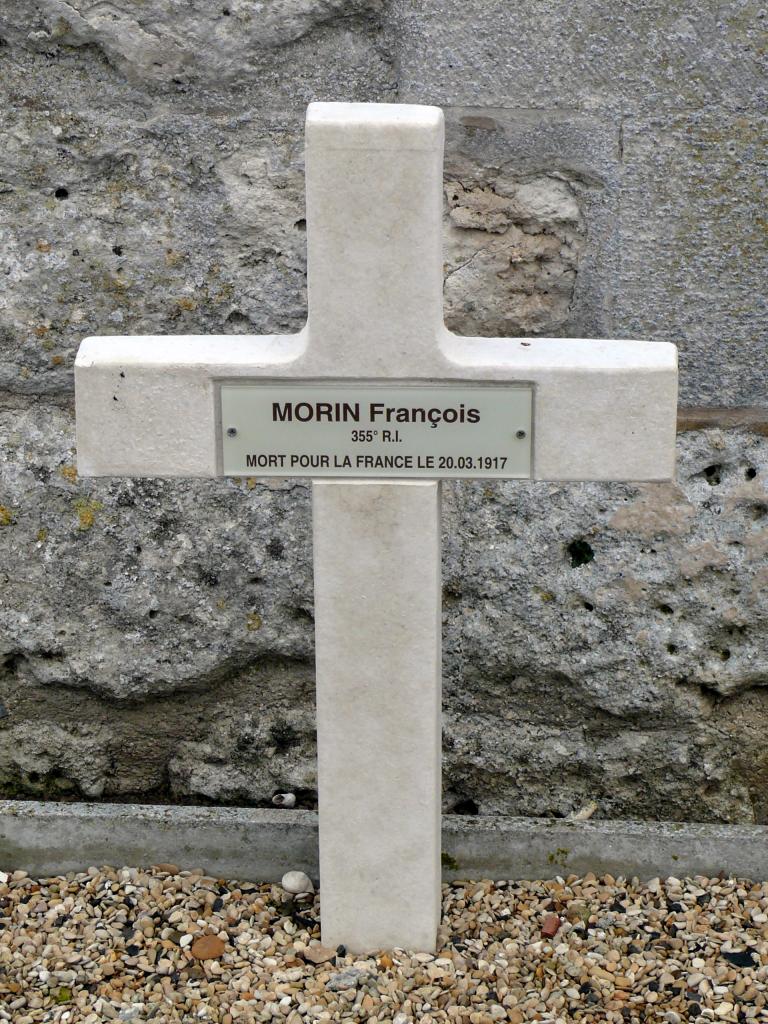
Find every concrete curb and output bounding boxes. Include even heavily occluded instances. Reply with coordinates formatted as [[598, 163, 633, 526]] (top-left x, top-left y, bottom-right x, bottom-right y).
[[2, 801, 767, 882]]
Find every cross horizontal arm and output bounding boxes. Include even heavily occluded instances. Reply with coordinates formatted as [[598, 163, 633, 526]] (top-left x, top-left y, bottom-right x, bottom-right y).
[[75, 335, 676, 480], [75, 333, 306, 477]]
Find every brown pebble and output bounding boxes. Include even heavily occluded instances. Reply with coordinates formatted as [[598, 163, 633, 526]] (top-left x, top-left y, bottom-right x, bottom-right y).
[[303, 945, 336, 965], [565, 901, 589, 923], [541, 913, 561, 937], [152, 863, 180, 874], [190, 934, 226, 960]]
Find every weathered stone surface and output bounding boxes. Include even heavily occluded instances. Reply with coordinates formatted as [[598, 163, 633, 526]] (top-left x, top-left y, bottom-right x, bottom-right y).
[[1, 403, 767, 823], [616, 110, 768, 406], [0, 81, 605, 398], [441, 427, 768, 824], [0, 402, 317, 800], [443, 174, 585, 338], [391, 1, 767, 121], [3, 0, 390, 88], [441, 108, 617, 342], [392, 0, 768, 405], [0, 1, 767, 819], [2, 1, 766, 402], [0, 81, 310, 396]]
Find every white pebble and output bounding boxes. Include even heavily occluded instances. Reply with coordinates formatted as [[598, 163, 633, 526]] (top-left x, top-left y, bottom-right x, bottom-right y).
[[272, 792, 297, 808], [281, 870, 315, 895]]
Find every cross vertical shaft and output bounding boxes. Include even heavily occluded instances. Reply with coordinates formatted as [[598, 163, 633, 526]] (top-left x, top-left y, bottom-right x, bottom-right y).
[[306, 104, 447, 952], [313, 480, 442, 952]]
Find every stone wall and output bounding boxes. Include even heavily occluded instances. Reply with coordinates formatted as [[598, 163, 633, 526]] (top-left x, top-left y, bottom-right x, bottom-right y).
[[1, 1, 766, 823]]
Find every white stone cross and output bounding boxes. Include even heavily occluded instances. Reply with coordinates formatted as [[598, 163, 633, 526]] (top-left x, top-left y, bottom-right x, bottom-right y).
[[75, 102, 677, 953]]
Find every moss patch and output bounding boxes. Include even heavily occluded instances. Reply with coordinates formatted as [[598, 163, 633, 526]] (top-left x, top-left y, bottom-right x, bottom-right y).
[[441, 851, 460, 871], [547, 847, 570, 869], [73, 498, 103, 530]]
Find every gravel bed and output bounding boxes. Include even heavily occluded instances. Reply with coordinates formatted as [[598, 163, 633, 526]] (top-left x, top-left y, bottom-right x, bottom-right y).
[[2, 866, 768, 1022]]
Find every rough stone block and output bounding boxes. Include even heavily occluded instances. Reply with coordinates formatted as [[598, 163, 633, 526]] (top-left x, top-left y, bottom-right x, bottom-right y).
[[1, 404, 768, 824]]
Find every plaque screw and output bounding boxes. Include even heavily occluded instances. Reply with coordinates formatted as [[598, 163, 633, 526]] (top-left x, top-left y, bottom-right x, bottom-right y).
[[227, 426, 237, 437], [516, 429, 527, 439]]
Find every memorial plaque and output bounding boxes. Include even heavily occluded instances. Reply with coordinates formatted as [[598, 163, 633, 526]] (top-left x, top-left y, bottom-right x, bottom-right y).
[[219, 382, 533, 479]]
